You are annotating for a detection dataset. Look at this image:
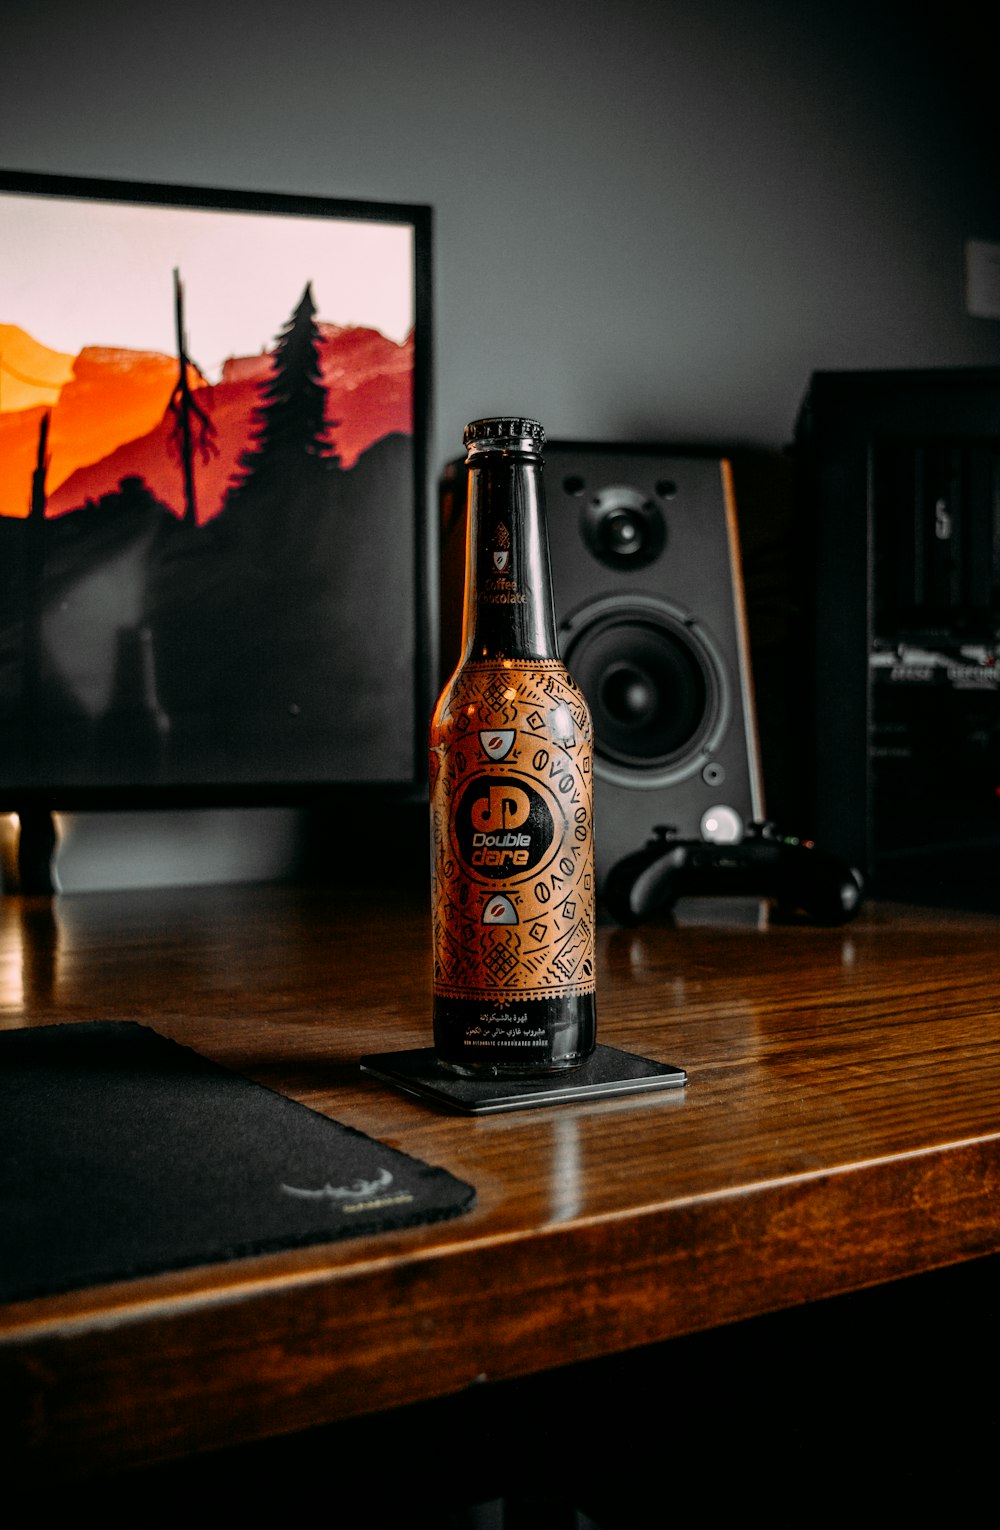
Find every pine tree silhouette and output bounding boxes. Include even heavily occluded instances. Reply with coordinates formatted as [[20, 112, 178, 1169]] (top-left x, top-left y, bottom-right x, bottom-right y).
[[232, 282, 339, 492]]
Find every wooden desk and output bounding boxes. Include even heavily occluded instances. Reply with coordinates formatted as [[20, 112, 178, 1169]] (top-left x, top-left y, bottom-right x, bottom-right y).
[[3, 881, 1000, 1492]]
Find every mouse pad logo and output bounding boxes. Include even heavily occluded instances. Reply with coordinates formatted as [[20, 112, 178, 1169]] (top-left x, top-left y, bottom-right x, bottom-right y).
[[453, 774, 556, 879]]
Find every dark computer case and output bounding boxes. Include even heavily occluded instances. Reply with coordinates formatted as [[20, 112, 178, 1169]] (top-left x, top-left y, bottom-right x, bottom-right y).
[[794, 367, 1000, 904]]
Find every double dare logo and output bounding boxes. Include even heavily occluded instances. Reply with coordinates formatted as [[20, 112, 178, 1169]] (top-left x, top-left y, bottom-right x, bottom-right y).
[[453, 773, 559, 880]]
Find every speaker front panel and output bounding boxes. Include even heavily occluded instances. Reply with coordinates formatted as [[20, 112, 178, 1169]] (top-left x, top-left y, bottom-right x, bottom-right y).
[[542, 445, 764, 889]]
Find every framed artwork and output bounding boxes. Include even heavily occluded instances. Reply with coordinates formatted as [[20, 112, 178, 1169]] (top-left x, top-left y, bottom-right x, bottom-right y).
[[0, 170, 432, 807]]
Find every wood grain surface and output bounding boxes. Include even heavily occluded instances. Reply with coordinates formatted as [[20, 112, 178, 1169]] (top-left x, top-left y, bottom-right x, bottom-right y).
[[3, 880, 1000, 1478]]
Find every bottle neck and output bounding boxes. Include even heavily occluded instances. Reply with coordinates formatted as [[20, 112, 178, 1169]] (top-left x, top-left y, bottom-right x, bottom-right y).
[[460, 452, 560, 662]]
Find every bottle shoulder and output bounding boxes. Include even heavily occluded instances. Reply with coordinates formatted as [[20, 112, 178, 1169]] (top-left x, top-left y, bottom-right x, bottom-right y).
[[433, 655, 588, 704], [431, 656, 592, 743], [440, 655, 574, 678]]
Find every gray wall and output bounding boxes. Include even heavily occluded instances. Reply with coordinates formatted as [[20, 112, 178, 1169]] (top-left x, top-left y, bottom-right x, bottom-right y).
[[3, 0, 998, 891]]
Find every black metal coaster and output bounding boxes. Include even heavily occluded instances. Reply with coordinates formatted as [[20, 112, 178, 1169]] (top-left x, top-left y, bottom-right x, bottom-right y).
[[359, 1043, 687, 1115]]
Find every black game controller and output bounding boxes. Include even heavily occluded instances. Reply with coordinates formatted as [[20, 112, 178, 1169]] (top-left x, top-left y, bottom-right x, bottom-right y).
[[603, 821, 865, 927]]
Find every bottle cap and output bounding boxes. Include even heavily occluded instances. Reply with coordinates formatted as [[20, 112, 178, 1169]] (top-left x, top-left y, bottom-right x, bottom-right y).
[[463, 417, 546, 456]]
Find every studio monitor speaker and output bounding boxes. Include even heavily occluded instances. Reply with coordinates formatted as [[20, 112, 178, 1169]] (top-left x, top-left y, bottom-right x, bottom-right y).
[[439, 442, 765, 893]]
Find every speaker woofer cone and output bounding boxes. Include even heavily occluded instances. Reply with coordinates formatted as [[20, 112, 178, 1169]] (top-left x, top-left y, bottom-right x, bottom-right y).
[[560, 598, 730, 787]]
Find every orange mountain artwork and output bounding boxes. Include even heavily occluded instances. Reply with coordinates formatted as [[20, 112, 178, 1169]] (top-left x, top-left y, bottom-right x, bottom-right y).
[[0, 319, 413, 523], [0, 177, 424, 801]]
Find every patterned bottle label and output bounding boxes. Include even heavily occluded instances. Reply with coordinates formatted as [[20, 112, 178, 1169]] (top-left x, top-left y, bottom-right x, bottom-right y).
[[430, 659, 596, 1003]]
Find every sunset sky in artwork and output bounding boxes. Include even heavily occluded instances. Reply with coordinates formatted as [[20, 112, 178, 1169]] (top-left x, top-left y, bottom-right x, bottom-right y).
[[0, 189, 416, 518], [1, 192, 415, 371]]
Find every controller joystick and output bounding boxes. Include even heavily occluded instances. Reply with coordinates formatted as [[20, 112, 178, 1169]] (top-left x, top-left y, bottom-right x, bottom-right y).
[[603, 820, 865, 927]]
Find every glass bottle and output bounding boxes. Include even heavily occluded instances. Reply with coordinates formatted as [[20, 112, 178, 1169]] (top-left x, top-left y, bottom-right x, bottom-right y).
[[430, 416, 597, 1076]]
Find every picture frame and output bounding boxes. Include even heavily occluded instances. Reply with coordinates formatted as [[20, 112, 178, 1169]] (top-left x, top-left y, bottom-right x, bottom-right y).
[[0, 169, 432, 809]]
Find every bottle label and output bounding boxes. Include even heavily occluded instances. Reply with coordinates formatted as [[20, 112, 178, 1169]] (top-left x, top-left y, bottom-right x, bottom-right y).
[[478, 521, 526, 604], [430, 660, 596, 1002]]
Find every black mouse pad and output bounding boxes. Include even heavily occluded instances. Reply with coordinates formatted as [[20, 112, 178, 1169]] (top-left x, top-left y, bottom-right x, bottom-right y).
[[360, 1044, 688, 1114], [0, 1021, 476, 1304]]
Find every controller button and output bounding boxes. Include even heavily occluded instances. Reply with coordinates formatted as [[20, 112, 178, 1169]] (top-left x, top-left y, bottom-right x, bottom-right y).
[[700, 805, 743, 844]]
